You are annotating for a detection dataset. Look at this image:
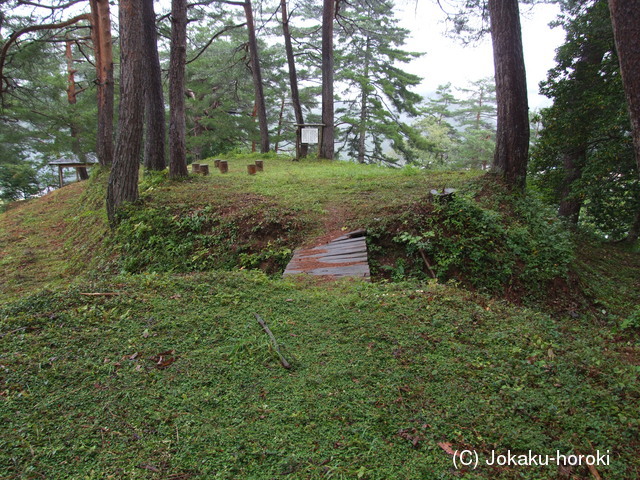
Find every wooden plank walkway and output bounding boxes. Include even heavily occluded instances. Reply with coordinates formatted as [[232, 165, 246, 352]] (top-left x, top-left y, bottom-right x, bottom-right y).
[[283, 229, 370, 280]]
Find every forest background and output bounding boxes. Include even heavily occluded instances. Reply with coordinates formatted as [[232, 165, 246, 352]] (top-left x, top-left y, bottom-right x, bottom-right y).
[[0, 0, 638, 241]]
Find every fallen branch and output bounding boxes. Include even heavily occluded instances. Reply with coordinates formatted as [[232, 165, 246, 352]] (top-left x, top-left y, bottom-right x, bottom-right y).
[[586, 462, 602, 480], [254, 313, 291, 369], [79, 292, 119, 296], [418, 248, 437, 279], [0, 326, 28, 338]]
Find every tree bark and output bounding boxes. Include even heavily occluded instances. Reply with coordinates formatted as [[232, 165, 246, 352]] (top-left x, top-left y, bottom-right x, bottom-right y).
[[556, 28, 607, 225], [488, 0, 530, 189], [89, 0, 114, 167], [557, 150, 585, 224], [169, 0, 189, 178], [106, 0, 145, 224], [609, 0, 640, 180], [65, 39, 89, 180], [357, 36, 372, 164], [142, 0, 167, 171], [243, 0, 270, 153], [274, 95, 286, 153], [320, 0, 335, 159], [281, 0, 307, 158]]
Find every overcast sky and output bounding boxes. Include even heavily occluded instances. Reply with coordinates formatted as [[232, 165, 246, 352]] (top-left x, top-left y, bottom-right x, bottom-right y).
[[395, 2, 566, 109]]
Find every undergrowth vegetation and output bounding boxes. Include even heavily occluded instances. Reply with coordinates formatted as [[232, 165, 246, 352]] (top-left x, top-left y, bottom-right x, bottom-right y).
[[112, 201, 304, 274], [368, 176, 575, 297]]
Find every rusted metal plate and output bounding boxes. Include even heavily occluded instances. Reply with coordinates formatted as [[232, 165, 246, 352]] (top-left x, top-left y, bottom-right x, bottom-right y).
[[283, 230, 370, 280]]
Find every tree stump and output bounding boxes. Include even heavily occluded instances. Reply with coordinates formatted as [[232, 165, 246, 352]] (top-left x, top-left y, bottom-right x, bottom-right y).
[[191, 163, 201, 174], [219, 160, 228, 173], [199, 164, 209, 175], [247, 164, 257, 175], [255, 160, 264, 172], [430, 188, 457, 203]]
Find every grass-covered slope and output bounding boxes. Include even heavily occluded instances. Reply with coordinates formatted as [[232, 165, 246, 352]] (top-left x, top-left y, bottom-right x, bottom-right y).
[[2, 273, 639, 479], [1, 157, 639, 479], [0, 181, 108, 300]]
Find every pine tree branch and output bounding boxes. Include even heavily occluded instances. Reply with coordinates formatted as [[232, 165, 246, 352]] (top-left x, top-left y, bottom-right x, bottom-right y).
[[186, 22, 246, 65], [17, 0, 86, 11], [0, 13, 91, 96], [216, 0, 246, 7]]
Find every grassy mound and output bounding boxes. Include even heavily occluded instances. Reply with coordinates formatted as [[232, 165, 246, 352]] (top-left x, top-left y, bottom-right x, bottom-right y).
[[108, 163, 575, 304]]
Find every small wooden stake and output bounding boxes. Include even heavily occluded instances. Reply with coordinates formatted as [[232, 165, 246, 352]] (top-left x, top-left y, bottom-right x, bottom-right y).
[[191, 163, 201, 174], [219, 160, 228, 173], [199, 164, 209, 175], [255, 160, 264, 172], [247, 164, 257, 175]]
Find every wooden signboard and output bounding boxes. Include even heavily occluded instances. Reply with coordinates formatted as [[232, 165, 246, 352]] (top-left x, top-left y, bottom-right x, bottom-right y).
[[301, 127, 319, 144]]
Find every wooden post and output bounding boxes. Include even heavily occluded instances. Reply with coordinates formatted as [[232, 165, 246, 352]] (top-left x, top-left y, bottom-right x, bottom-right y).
[[255, 160, 264, 172], [58, 166, 64, 188], [317, 125, 323, 159], [191, 163, 200, 174], [199, 164, 209, 175], [219, 160, 228, 173], [247, 164, 257, 175], [295, 127, 301, 161]]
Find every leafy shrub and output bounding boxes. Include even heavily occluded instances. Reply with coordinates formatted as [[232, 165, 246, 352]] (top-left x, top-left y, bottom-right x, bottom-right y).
[[369, 179, 574, 295], [621, 306, 640, 331], [111, 200, 305, 274]]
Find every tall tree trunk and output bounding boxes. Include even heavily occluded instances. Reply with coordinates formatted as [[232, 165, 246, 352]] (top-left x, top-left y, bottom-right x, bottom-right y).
[[609, 0, 640, 180], [320, 0, 335, 159], [488, 0, 529, 189], [142, 0, 166, 171], [557, 30, 606, 225], [251, 101, 258, 152], [244, 0, 270, 153], [281, 0, 307, 158], [89, 0, 114, 167], [106, 0, 145, 224], [357, 36, 372, 164], [169, 0, 189, 178], [274, 95, 286, 153], [557, 150, 585, 224], [626, 207, 640, 243], [65, 39, 89, 180]]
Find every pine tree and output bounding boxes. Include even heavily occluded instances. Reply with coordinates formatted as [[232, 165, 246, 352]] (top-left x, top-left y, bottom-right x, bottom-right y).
[[169, 0, 189, 179], [530, 0, 639, 240], [106, 0, 146, 223], [334, 0, 422, 164], [411, 84, 459, 167], [454, 78, 497, 170]]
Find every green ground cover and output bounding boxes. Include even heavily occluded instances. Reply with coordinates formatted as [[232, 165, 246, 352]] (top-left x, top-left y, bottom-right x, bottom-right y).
[[1, 157, 638, 479]]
